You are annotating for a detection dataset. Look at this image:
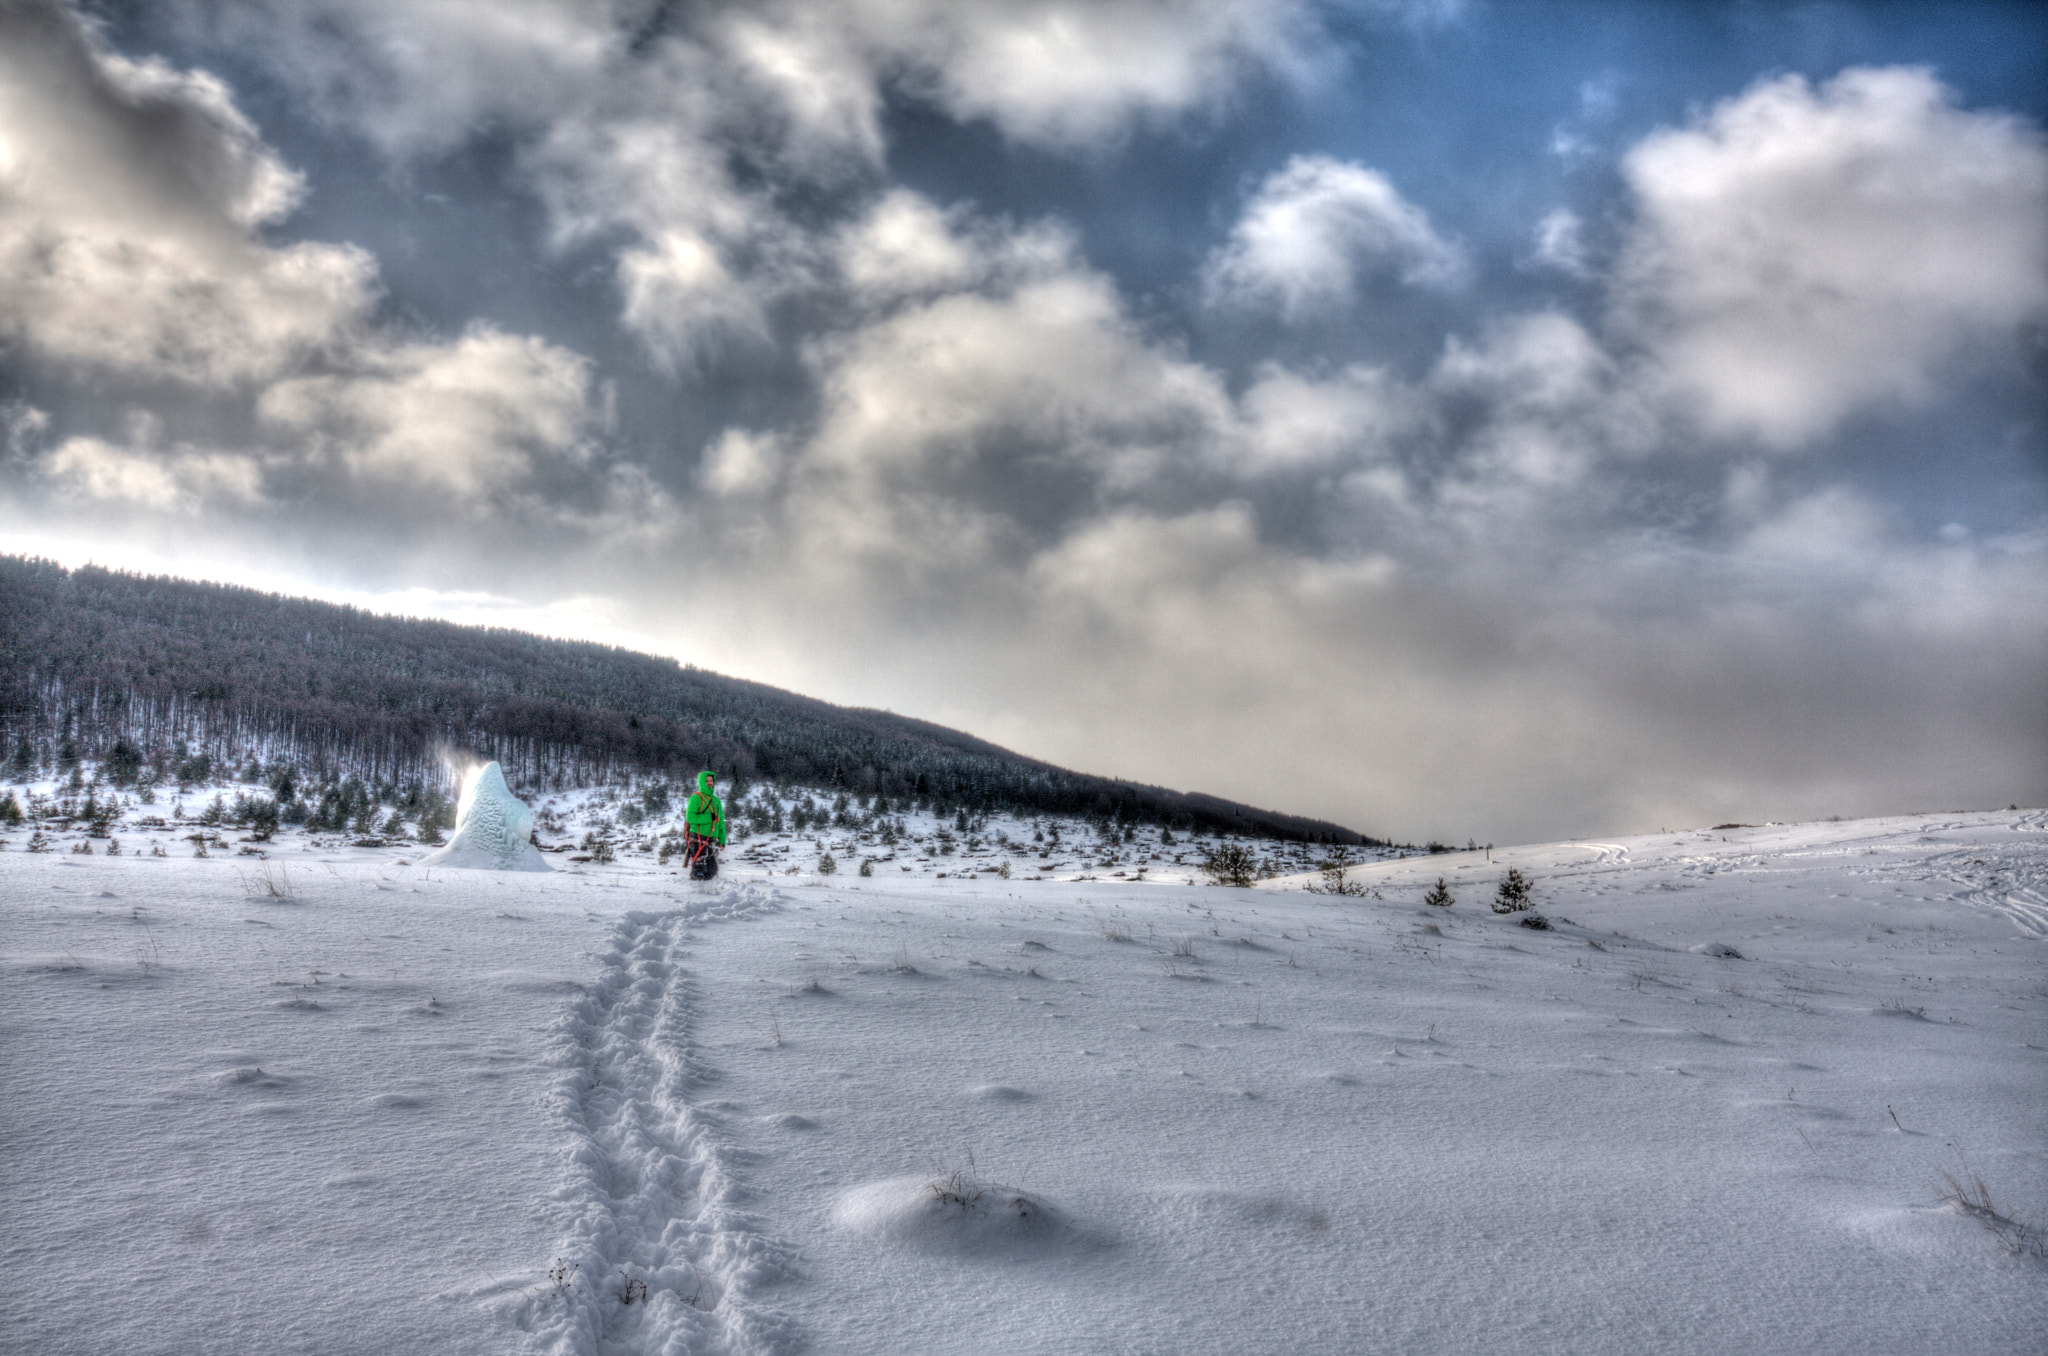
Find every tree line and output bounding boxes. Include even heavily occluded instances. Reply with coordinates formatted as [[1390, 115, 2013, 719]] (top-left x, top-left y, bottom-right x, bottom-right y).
[[0, 556, 1377, 845]]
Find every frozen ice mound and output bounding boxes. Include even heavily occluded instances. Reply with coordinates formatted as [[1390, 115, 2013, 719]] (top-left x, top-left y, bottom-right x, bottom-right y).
[[833, 1174, 1099, 1257], [415, 762, 549, 872]]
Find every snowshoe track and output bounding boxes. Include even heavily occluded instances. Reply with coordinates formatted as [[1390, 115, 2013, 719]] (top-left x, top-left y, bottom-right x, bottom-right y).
[[525, 884, 796, 1355]]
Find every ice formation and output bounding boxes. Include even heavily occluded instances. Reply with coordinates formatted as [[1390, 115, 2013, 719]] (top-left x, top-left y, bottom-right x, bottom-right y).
[[415, 761, 549, 871]]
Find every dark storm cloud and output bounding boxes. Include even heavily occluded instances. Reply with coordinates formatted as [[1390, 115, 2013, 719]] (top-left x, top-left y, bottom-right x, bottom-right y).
[[2, 0, 2045, 842]]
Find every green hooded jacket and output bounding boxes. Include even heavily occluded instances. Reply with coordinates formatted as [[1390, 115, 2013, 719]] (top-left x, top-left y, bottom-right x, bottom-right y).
[[683, 770, 726, 845]]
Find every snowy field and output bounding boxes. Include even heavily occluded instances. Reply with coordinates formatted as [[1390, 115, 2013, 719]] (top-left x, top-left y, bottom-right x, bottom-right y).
[[3, 807, 2044, 1354]]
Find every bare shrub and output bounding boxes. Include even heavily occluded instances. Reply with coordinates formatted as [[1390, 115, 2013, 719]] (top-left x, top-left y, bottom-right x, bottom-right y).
[[1305, 845, 1369, 897], [243, 864, 294, 899], [1940, 1169, 2045, 1257]]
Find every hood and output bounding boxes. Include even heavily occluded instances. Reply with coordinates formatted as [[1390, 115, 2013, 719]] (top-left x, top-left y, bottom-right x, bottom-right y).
[[696, 769, 716, 794]]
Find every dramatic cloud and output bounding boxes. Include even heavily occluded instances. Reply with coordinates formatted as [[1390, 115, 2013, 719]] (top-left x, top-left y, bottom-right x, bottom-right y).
[[163, 0, 1332, 367], [3, 0, 2043, 843], [1618, 66, 2048, 448], [0, 1, 619, 548], [163, 0, 630, 156], [0, 1, 374, 385], [185, 0, 1321, 155]]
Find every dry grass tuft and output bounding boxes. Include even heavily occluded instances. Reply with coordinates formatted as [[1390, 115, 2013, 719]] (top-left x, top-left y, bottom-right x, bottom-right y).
[[1940, 1170, 2045, 1257]]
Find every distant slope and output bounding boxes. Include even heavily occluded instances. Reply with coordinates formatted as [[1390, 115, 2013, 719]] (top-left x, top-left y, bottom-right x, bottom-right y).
[[0, 557, 1373, 843]]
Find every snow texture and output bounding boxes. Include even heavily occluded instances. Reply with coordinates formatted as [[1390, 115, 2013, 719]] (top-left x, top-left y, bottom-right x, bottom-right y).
[[3, 806, 2045, 1354], [417, 761, 550, 872]]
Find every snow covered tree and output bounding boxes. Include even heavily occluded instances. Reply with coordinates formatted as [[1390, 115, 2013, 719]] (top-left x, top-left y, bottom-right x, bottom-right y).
[[1492, 869, 1532, 913], [1424, 878, 1454, 907]]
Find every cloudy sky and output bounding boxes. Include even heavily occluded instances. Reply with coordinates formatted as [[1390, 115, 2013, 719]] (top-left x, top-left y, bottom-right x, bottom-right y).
[[2, 0, 2044, 843]]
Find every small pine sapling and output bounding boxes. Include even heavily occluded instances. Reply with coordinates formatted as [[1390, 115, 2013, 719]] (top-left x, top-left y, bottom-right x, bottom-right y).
[[1423, 877, 1454, 907], [1306, 845, 1368, 896], [1201, 842, 1257, 888], [1492, 868, 1532, 913]]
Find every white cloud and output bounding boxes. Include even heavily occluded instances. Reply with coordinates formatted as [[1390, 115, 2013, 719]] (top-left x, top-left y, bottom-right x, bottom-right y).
[[701, 428, 786, 498], [805, 269, 1234, 489], [171, 0, 629, 156], [0, 4, 617, 538], [1204, 155, 1465, 317], [44, 434, 264, 510], [0, 2, 376, 385], [715, 6, 889, 172], [1530, 208, 1588, 276], [257, 325, 598, 498], [835, 192, 987, 302], [848, 0, 1322, 149], [1238, 364, 1420, 473], [1618, 66, 2048, 448], [1435, 311, 1608, 412], [613, 229, 779, 371], [833, 190, 1074, 307], [183, 0, 1319, 159]]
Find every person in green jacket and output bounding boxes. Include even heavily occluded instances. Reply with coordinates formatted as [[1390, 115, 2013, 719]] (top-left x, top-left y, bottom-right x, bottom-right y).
[[682, 769, 725, 880]]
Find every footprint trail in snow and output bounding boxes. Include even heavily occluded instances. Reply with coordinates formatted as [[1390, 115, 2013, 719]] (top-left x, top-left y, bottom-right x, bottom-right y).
[[524, 883, 797, 1356]]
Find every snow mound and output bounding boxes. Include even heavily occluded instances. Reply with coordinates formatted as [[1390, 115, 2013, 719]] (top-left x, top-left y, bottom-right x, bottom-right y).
[[833, 1175, 1095, 1256], [415, 762, 548, 872], [967, 1083, 1034, 1102], [1691, 941, 1744, 958]]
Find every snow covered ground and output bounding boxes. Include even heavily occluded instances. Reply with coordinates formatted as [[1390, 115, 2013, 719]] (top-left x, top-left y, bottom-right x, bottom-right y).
[[3, 806, 2044, 1354]]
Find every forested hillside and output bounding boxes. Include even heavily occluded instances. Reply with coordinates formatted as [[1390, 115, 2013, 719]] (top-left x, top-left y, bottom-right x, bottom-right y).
[[0, 557, 1371, 843]]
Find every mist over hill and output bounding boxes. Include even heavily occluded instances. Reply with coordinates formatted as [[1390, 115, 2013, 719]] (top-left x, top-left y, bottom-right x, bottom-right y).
[[0, 557, 1373, 844]]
